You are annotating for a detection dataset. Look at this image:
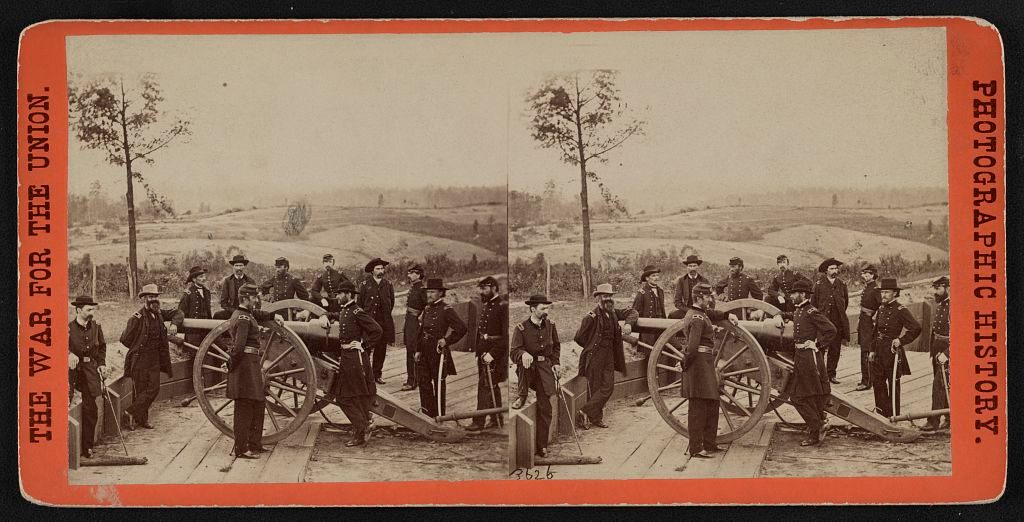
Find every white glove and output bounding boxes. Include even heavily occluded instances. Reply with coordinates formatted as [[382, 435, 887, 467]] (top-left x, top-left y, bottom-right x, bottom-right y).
[[772, 316, 785, 329], [273, 314, 285, 326], [521, 352, 534, 369], [296, 310, 311, 321], [728, 313, 740, 326], [482, 352, 494, 364], [167, 324, 178, 336], [321, 298, 329, 307], [936, 352, 949, 365], [69, 352, 79, 370], [777, 295, 785, 304], [317, 315, 330, 329], [622, 324, 632, 335]]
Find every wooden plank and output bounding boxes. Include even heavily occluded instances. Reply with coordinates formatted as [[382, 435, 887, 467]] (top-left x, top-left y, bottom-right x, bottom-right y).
[[617, 422, 678, 476], [155, 422, 225, 484], [511, 402, 536, 470], [715, 421, 776, 478], [185, 433, 236, 483], [647, 433, 689, 477], [256, 421, 322, 483], [68, 415, 81, 470]]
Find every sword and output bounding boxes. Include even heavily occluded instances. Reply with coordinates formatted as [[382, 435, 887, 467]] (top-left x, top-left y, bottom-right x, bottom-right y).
[[891, 343, 900, 420], [484, 361, 503, 428], [939, 357, 951, 408], [103, 376, 130, 457], [437, 341, 445, 418], [554, 367, 584, 456]]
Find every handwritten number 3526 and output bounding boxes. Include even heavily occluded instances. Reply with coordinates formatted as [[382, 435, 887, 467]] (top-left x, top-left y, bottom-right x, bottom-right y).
[[509, 467, 555, 480]]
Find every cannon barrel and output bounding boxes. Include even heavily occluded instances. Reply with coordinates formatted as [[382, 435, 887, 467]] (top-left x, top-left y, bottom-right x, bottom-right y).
[[182, 318, 340, 340], [635, 317, 796, 351]]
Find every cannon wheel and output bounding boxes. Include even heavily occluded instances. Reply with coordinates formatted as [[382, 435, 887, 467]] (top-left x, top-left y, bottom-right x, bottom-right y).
[[193, 319, 319, 444], [261, 299, 335, 415], [645, 308, 774, 443]]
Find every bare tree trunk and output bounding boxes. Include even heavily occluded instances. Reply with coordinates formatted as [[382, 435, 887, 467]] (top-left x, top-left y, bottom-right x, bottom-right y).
[[574, 77, 592, 297], [119, 81, 139, 296]]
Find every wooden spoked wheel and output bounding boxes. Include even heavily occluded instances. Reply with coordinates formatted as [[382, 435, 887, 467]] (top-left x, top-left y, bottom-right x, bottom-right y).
[[645, 307, 774, 443], [193, 318, 319, 444], [261, 299, 335, 415]]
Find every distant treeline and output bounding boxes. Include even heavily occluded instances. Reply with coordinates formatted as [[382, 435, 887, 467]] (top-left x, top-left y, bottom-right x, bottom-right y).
[[306, 185, 505, 210], [694, 185, 947, 211], [510, 188, 624, 229]]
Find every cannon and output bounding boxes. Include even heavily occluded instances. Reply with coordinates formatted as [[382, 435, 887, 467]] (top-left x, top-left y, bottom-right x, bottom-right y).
[[635, 298, 925, 444], [175, 299, 469, 445]]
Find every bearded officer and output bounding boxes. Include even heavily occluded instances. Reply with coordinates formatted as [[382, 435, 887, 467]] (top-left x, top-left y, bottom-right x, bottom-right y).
[[319, 281, 383, 447], [69, 295, 106, 458], [227, 284, 285, 458], [766, 255, 809, 313], [672, 254, 709, 317], [510, 295, 559, 457], [633, 265, 666, 351], [679, 283, 739, 458], [120, 284, 184, 430], [260, 257, 310, 303], [467, 276, 508, 431], [359, 258, 396, 384], [922, 276, 951, 431], [715, 257, 763, 302], [311, 253, 351, 313], [401, 264, 427, 391], [216, 254, 255, 319], [414, 278, 467, 418], [574, 283, 639, 429], [811, 258, 849, 384], [869, 278, 921, 418], [855, 265, 881, 391], [777, 279, 837, 446]]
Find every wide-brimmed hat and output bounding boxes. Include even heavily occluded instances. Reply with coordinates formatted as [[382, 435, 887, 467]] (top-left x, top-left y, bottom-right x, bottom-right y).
[[791, 279, 813, 294], [322, 253, 334, 262], [878, 278, 904, 291], [683, 254, 703, 266], [640, 265, 661, 282], [729, 257, 744, 267], [932, 276, 950, 288], [238, 283, 260, 298], [228, 254, 249, 266], [138, 284, 161, 298], [524, 294, 552, 306], [186, 266, 207, 282], [424, 278, 448, 291], [275, 257, 290, 268], [364, 257, 389, 273], [861, 264, 878, 275], [818, 257, 843, 273], [407, 264, 424, 275], [478, 276, 499, 288], [71, 295, 98, 307], [336, 281, 358, 294], [592, 283, 615, 297]]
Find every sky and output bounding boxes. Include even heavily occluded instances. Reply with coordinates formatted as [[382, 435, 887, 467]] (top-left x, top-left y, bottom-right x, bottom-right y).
[[67, 28, 947, 212]]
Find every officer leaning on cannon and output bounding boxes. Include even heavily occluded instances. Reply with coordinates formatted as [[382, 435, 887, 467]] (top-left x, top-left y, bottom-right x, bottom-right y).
[[467, 276, 508, 431], [69, 295, 107, 458], [401, 264, 427, 391], [311, 253, 351, 313], [510, 294, 559, 458], [216, 254, 255, 319], [179, 266, 212, 363], [226, 283, 285, 459], [318, 281, 384, 448], [922, 276, 951, 431], [414, 278, 467, 418], [120, 284, 184, 431], [573, 283, 638, 430], [633, 265, 667, 352], [868, 278, 922, 418], [776, 279, 837, 447], [678, 283, 738, 459]]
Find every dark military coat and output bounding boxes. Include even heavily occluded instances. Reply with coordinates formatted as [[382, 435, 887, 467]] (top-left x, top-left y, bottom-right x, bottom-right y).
[[765, 269, 810, 313], [69, 319, 106, 397], [781, 300, 836, 398], [857, 280, 881, 348], [260, 273, 310, 303], [511, 317, 560, 396], [475, 294, 509, 381], [574, 305, 639, 374], [811, 276, 850, 341], [178, 282, 212, 345], [679, 306, 727, 400], [227, 306, 275, 400], [716, 272, 763, 301], [120, 306, 184, 378], [871, 300, 922, 378], [931, 296, 950, 358], [358, 277, 396, 344], [327, 300, 383, 398], [219, 273, 256, 312], [403, 280, 427, 352], [311, 267, 351, 309], [674, 273, 710, 311], [417, 299, 467, 376], [633, 284, 666, 346]]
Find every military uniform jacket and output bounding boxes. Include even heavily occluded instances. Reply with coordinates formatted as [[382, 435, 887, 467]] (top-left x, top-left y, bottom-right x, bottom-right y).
[[358, 277, 396, 344], [403, 280, 427, 352], [417, 299, 467, 376], [857, 280, 881, 346], [780, 301, 836, 398], [327, 301, 383, 398], [260, 273, 310, 303], [69, 319, 107, 397], [633, 284, 666, 346], [179, 282, 212, 343], [811, 276, 850, 341], [716, 273, 764, 301], [574, 306, 639, 375], [120, 306, 184, 378], [227, 306, 274, 400], [680, 306, 727, 400], [475, 294, 509, 381], [871, 300, 921, 377], [219, 273, 256, 312], [511, 317, 560, 396], [674, 273, 710, 311], [931, 296, 950, 358], [766, 269, 809, 312], [311, 267, 351, 303]]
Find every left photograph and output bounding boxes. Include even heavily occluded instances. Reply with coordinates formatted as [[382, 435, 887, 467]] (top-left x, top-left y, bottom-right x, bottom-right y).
[[65, 35, 509, 484]]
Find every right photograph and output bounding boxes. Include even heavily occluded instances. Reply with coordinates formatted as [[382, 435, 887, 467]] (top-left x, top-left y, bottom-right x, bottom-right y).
[[507, 28, 952, 479]]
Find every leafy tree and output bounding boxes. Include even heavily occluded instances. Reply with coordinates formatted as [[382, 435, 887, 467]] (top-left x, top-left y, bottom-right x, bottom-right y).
[[69, 73, 191, 294], [525, 70, 645, 295]]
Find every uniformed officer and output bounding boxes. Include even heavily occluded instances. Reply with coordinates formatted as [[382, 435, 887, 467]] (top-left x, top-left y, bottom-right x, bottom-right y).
[[869, 278, 921, 418], [319, 281, 384, 447], [679, 283, 739, 458], [922, 276, 951, 431], [777, 279, 837, 446], [574, 283, 639, 429], [401, 264, 427, 391], [227, 284, 285, 458], [811, 258, 849, 384], [359, 258, 395, 384], [260, 257, 310, 303], [120, 284, 184, 430], [467, 276, 508, 431], [672, 254, 710, 317], [414, 278, 467, 418], [715, 257, 763, 302], [216, 254, 255, 319], [855, 265, 881, 391], [311, 253, 351, 313], [69, 295, 107, 458], [765, 255, 809, 313], [179, 266, 212, 353], [510, 295, 559, 457], [633, 265, 666, 350]]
